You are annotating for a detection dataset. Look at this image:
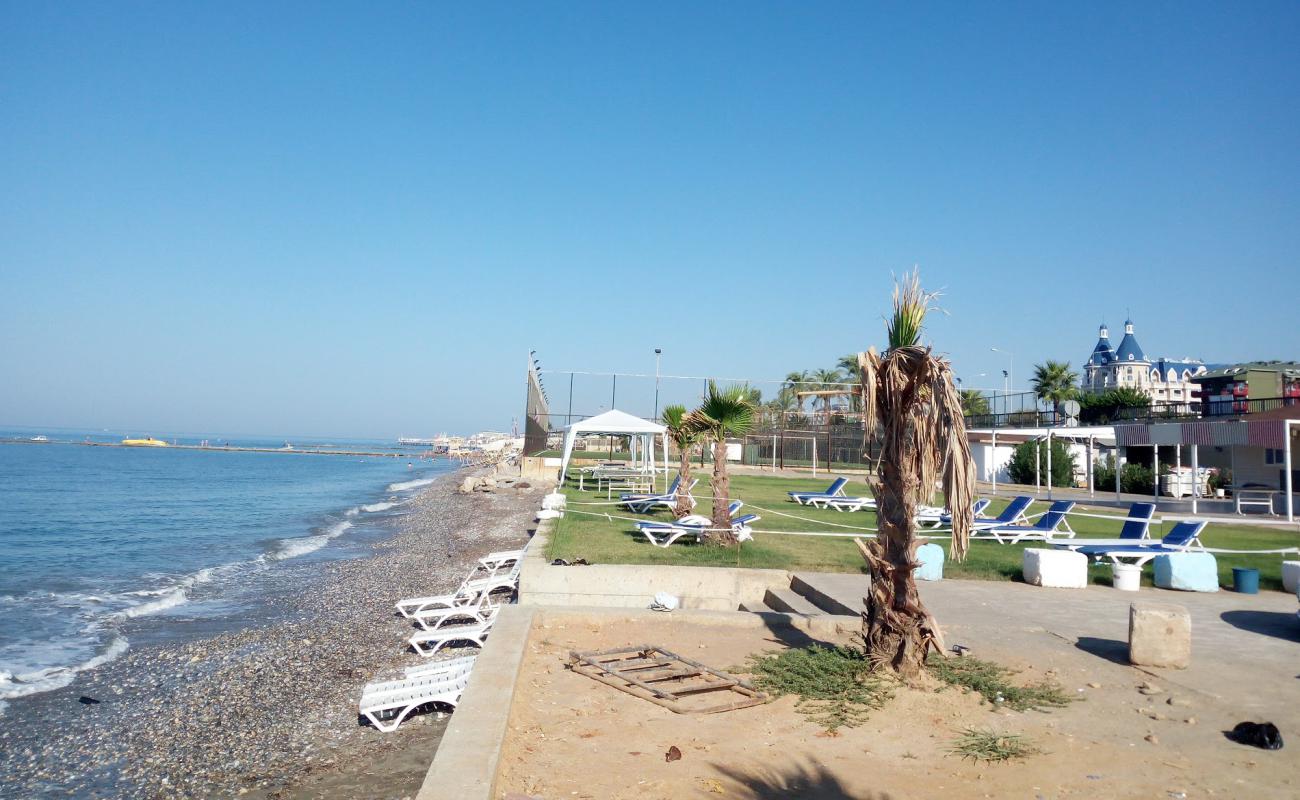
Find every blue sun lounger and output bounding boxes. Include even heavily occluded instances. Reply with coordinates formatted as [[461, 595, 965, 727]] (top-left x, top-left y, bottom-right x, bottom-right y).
[[935, 498, 993, 525], [972, 499, 1076, 544], [1056, 520, 1207, 567], [620, 476, 697, 514], [788, 477, 848, 506], [635, 502, 759, 547]]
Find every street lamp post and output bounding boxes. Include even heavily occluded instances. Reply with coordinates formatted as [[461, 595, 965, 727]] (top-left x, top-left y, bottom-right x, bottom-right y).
[[990, 347, 1014, 392], [653, 348, 662, 420]]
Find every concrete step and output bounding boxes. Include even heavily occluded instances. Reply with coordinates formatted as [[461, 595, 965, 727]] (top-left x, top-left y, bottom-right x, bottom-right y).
[[763, 587, 823, 616], [737, 600, 774, 613], [790, 572, 869, 617]]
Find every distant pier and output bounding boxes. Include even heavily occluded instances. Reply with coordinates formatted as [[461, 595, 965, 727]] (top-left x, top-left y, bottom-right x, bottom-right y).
[[0, 438, 444, 459]]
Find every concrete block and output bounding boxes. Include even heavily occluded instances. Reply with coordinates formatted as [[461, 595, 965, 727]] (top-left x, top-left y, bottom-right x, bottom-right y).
[[915, 543, 944, 581], [1022, 548, 1087, 588], [541, 492, 567, 510], [1153, 553, 1220, 592], [1129, 601, 1191, 669], [1282, 561, 1300, 595]]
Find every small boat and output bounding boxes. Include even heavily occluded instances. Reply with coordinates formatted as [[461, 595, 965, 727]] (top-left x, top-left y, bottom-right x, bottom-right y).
[[30, 435, 49, 442], [122, 437, 168, 447]]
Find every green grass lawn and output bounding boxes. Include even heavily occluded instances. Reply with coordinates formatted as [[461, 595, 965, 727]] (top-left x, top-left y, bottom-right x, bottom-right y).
[[546, 472, 1300, 592]]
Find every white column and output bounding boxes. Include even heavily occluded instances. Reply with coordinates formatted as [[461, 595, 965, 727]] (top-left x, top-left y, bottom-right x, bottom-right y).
[[1153, 444, 1160, 502], [1087, 436, 1095, 497], [1191, 443, 1199, 515], [1286, 421, 1295, 523], [1115, 448, 1124, 501], [812, 437, 818, 478], [1046, 431, 1053, 500], [771, 435, 777, 471], [1176, 445, 1182, 501], [1035, 439, 1041, 495], [991, 430, 998, 495]]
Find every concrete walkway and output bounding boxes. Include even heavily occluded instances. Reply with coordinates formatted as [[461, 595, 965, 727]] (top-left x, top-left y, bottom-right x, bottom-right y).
[[793, 571, 1300, 718]]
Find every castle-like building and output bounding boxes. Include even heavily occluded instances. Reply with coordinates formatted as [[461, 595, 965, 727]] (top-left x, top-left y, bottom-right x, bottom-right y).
[[1084, 320, 1206, 408]]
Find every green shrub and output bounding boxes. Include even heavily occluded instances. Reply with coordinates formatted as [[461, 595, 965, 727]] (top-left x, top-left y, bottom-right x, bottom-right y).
[[1007, 439, 1075, 487], [1093, 461, 1155, 495]]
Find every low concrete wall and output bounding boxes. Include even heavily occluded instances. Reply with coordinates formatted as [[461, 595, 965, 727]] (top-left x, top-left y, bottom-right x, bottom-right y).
[[415, 604, 536, 800], [519, 520, 791, 610]]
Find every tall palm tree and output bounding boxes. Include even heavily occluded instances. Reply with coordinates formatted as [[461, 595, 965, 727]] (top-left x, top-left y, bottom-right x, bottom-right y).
[[813, 368, 844, 417], [959, 389, 990, 418], [686, 382, 757, 545], [660, 404, 700, 518], [837, 355, 864, 412], [783, 370, 813, 413], [856, 270, 975, 679], [1031, 360, 1079, 416]]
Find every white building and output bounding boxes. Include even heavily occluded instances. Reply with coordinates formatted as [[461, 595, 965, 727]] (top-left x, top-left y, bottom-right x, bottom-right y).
[[1083, 320, 1206, 409]]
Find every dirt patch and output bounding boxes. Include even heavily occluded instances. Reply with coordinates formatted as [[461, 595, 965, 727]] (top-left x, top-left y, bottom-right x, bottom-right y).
[[497, 615, 1295, 799]]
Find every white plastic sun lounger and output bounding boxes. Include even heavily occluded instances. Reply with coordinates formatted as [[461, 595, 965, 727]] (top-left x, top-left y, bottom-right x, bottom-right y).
[[413, 591, 502, 631], [468, 546, 529, 579], [806, 494, 876, 512], [402, 654, 477, 678], [396, 562, 521, 618], [410, 620, 494, 657], [359, 658, 476, 732], [394, 576, 514, 619]]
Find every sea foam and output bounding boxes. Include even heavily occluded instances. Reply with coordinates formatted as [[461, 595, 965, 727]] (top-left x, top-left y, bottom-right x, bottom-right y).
[[268, 519, 353, 561], [386, 477, 437, 492], [0, 637, 130, 701]]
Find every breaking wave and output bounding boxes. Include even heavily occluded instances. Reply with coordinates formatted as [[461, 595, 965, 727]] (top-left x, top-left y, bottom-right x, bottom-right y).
[[386, 477, 436, 492]]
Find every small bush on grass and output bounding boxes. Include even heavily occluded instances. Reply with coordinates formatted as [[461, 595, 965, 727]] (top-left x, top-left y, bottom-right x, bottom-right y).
[[748, 645, 893, 731], [926, 654, 1074, 712], [948, 728, 1041, 763]]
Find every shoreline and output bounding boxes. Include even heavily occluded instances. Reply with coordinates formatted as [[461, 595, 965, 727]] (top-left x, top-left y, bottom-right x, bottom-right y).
[[0, 466, 542, 798]]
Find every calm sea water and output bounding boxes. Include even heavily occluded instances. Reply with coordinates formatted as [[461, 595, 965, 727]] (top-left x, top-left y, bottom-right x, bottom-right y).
[[0, 430, 454, 707]]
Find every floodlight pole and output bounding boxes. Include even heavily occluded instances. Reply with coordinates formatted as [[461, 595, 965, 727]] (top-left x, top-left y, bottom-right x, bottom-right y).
[[653, 348, 662, 420]]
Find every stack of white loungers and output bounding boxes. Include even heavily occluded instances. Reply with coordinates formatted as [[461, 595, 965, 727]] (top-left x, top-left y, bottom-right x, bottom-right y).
[[357, 545, 525, 732]]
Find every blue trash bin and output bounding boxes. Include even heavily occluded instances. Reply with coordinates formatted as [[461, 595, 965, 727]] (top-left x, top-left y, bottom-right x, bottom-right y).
[[1232, 567, 1260, 594]]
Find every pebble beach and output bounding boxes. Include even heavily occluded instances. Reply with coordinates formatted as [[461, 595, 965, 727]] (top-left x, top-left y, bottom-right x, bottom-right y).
[[0, 467, 542, 799]]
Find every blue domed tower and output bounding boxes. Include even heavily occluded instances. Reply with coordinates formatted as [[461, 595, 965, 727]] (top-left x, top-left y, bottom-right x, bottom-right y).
[[1114, 319, 1147, 364], [1084, 323, 1116, 391]]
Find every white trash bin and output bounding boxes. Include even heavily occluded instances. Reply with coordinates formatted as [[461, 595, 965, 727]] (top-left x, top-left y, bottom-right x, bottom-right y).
[[1113, 563, 1142, 591]]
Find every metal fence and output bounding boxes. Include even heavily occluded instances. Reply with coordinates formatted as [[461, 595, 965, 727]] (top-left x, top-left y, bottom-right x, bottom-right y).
[[524, 357, 1299, 459], [523, 354, 550, 455]]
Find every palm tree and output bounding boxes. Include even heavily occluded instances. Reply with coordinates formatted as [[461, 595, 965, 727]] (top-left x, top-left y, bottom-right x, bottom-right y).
[[959, 389, 990, 418], [660, 404, 700, 518], [856, 270, 975, 679], [686, 382, 757, 545], [783, 370, 813, 413], [813, 368, 844, 417], [1031, 360, 1079, 417], [837, 355, 863, 412]]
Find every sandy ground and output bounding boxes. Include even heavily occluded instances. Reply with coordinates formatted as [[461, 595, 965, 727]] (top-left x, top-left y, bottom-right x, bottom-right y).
[[0, 467, 543, 799], [496, 613, 1297, 800]]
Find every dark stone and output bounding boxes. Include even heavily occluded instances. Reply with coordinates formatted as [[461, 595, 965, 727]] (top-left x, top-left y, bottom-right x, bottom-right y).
[[78, 696, 101, 705], [1229, 721, 1284, 750]]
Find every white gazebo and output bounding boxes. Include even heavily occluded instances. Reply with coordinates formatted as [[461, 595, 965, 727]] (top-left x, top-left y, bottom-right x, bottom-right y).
[[557, 409, 669, 488]]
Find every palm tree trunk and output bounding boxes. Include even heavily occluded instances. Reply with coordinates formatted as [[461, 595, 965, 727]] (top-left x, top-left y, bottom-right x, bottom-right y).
[[859, 457, 946, 679], [705, 438, 735, 545], [674, 447, 693, 518]]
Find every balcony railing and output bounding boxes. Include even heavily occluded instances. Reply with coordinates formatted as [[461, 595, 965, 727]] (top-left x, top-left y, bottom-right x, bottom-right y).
[[965, 396, 1297, 429]]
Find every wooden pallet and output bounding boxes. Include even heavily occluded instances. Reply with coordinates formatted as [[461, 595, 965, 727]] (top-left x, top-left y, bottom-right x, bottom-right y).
[[567, 644, 769, 714]]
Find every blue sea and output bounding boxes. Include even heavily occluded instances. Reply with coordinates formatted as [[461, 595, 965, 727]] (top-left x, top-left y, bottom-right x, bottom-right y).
[[0, 428, 455, 709]]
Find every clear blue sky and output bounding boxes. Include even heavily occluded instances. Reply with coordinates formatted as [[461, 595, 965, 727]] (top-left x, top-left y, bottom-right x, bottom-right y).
[[3, 3, 1298, 438]]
